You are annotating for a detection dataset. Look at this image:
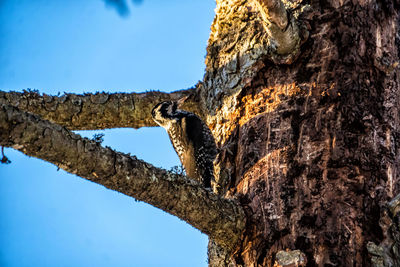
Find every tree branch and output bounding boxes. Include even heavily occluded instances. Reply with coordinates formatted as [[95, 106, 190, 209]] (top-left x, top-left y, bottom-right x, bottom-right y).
[[255, 0, 288, 30], [0, 87, 201, 130], [254, 0, 303, 56], [0, 103, 246, 250]]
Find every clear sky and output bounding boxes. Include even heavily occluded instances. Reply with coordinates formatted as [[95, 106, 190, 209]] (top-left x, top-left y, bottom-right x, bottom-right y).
[[0, 0, 215, 266]]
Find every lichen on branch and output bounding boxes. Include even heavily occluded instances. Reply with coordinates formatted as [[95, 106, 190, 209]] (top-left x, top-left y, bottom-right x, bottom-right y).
[[0, 103, 246, 250], [0, 87, 202, 131]]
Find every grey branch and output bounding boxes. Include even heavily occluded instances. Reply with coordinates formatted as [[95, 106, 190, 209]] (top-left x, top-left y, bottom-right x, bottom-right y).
[[0, 103, 246, 250], [0, 88, 202, 131], [254, 0, 303, 56]]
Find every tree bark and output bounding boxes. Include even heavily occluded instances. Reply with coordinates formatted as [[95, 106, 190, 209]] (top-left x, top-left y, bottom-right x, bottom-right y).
[[367, 193, 400, 266], [254, 0, 303, 57], [0, 87, 202, 130], [203, 0, 400, 266], [2, 0, 400, 266], [0, 103, 245, 251]]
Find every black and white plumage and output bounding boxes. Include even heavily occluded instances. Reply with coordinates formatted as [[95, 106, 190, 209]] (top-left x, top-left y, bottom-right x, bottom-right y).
[[151, 101, 217, 188]]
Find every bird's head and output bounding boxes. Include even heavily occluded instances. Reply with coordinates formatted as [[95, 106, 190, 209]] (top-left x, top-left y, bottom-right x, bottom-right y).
[[151, 101, 178, 127]]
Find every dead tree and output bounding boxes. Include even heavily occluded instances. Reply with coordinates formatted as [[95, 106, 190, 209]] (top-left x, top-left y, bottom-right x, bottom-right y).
[[1, 0, 400, 266]]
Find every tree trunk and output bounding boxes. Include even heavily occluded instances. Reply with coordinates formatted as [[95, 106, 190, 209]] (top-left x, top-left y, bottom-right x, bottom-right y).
[[1, 0, 399, 266], [203, 0, 400, 266]]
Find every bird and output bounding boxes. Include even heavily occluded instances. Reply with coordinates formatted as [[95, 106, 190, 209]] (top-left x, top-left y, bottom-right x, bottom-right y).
[[151, 101, 217, 188]]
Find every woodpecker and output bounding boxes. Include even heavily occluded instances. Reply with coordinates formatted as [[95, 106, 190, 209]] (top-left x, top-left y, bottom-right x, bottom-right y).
[[151, 101, 217, 188]]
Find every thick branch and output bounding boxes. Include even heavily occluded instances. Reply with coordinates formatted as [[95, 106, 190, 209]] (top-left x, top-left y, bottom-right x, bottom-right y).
[[255, 0, 288, 30], [254, 0, 302, 56], [0, 103, 246, 250], [0, 87, 201, 130]]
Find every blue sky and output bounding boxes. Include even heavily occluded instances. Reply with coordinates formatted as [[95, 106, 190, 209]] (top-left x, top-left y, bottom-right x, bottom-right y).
[[0, 0, 215, 266]]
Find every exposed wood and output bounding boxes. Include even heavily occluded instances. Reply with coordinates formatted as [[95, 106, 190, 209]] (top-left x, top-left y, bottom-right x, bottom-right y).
[[2, 0, 400, 266], [205, 0, 400, 265]]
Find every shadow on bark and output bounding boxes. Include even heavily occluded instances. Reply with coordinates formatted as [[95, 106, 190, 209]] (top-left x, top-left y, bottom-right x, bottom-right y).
[[1, 0, 399, 265], [206, 2, 400, 263]]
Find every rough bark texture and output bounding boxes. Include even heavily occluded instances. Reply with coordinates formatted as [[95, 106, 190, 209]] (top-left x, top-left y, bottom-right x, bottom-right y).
[[0, 103, 246, 250], [2, 0, 400, 266], [255, 0, 289, 30], [202, 0, 400, 266], [367, 193, 400, 266], [0, 88, 202, 130], [254, 0, 304, 56]]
